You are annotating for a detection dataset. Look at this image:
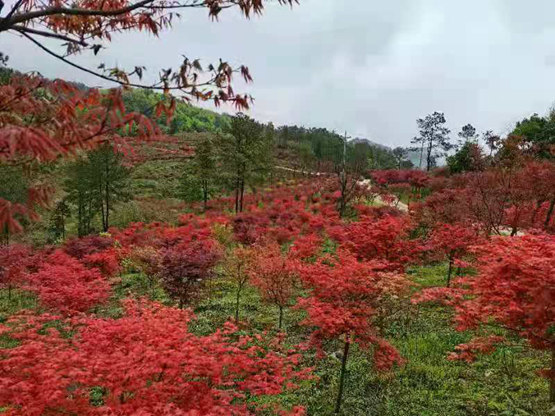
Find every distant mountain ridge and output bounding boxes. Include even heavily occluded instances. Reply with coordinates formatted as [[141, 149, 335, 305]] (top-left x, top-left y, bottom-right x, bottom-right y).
[[350, 137, 391, 150]]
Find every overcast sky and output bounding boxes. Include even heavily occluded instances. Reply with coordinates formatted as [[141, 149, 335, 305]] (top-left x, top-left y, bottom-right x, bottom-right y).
[[2, 0, 555, 147]]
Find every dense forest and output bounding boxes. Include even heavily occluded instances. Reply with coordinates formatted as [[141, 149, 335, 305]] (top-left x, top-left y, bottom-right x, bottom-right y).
[[0, 1, 554, 415]]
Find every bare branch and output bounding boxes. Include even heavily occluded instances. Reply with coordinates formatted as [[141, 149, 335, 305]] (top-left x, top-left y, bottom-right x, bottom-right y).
[[19, 31, 237, 101], [12, 25, 88, 46]]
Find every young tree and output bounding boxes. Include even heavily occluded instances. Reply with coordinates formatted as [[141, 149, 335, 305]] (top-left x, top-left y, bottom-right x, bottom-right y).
[[180, 135, 219, 211], [223, 245, 253, 323], [296, 252, 407, 414], [249, 243, 297, 330], [414, 112, 453, 171], [218, 113, 273, 213], [335, 133, 367, 218], [426, 223, 482, 287]]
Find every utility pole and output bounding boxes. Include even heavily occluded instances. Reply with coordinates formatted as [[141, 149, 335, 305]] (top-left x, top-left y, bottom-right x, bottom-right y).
[[338, 131, 351, 218]]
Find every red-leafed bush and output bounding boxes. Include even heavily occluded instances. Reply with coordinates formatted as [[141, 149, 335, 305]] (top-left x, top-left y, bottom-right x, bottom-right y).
[[160, 240, 221, 308], [0, 300, 310, 416], [63, 235, 114, 259], [233, 211, 270, 245], [26, 250, 110, 315], [82, 249, 121, 277], [0, 244, 34, 298]]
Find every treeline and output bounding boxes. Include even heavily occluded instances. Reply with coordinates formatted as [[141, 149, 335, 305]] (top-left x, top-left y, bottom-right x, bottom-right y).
[[122, 88, 406, 171], [410, 110, 553, 172], [273, 126, 412, 171]]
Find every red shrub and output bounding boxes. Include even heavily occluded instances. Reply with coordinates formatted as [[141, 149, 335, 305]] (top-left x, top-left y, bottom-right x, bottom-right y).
[[0, 300, 310, 415], [63, 235, 114, 259], [27, 250, 110, 315]]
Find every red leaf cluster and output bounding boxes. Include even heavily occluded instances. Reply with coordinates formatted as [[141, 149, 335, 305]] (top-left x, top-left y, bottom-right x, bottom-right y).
[[0, 300, 309, 415], [25, 250, 111, 315]]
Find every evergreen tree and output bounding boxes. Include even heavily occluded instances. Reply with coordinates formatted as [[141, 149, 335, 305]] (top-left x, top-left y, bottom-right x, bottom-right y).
[[87, 144, 132, 232], [48, 199, 71, 242], [65, 145, 131, 235], [414, 112, 453, 171], [218, 114, 273, 213], [457, 123, 479, 147], [65, 159, 97, 237], [180, 135, 219, 211]]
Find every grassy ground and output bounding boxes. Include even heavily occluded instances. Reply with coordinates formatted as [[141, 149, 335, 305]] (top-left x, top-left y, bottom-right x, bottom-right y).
[[0, 263, 551, 415]]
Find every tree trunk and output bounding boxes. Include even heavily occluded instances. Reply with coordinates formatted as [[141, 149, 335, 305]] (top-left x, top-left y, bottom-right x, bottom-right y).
[[239, 179, 245, 213], [235, 286, 241, 324], [426, 140, 433, 172], [278, 305, 284, 330], [234, 174, 240, 214], [446, 255, 454, 287], [531, 200, 543, 224], [544, 196, 555, 230], [334, 338, 351, 415], [550, 343, 555, 403], [202, 182, 208, 212]]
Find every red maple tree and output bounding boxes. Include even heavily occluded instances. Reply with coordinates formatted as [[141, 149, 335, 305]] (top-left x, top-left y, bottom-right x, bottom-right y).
[[248, 242, 297, 330], [414, 234, 555, 402], [296, 252, 407, 414], [425, 223, 482, 286], [159, 239, 221, 308]]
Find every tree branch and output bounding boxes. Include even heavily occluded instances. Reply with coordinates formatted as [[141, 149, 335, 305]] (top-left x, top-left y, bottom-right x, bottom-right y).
[[20, 31, 215, 93], [2, 0, 155, 27], [0, 0, 26, 29], [12, 25, 88, 46]]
